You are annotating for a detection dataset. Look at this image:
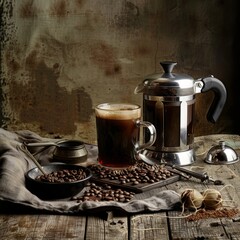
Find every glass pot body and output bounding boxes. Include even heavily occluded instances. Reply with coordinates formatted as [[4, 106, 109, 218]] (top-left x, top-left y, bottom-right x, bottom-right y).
[[143, 94, 195, 153]]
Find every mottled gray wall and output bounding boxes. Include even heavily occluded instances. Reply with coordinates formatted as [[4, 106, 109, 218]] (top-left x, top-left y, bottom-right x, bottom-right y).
[[0, 0, 239, 144]]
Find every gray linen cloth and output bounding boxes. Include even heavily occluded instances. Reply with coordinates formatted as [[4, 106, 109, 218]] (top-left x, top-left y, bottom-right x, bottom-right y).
[[0, 128, 181, 214]]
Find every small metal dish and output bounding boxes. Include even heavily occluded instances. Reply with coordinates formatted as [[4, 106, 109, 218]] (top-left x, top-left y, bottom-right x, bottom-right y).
[[26, 140, 88, 164], [205, 141, 239, 165], [52, 140, 88, 164], [25, 164, 92, 199]]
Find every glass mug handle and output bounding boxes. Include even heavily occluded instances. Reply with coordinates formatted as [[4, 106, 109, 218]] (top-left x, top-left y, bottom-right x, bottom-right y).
[[135, 120, 156, 152]]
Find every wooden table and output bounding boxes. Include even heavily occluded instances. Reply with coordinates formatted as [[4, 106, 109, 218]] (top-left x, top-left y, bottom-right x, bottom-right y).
[[1, 134, 240, 240]]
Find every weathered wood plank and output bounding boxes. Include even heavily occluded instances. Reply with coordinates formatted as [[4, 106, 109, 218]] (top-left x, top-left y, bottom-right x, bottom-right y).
[[85, 215, 105, 240], [167, 211, 229, 240], [221, 218, 240, 240], [85, 213, 128, 240], [40, 215, 86, 240], [130, 212, 169, 240], [104, 215, 128, 240], [0, 214, 87, 240]]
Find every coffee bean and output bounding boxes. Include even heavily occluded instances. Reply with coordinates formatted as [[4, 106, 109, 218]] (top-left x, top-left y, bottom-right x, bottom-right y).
[[88, 162, 174, 191], [36, 168, 87, 183], [74, 183, 135, 203]]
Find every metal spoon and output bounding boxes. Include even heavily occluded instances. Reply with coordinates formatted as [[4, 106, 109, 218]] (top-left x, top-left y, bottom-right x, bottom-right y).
[[25, 140, 84, 149], [138, 153, 223, 184], [25, 142, 59, 147], [17, 144, 46, 175]]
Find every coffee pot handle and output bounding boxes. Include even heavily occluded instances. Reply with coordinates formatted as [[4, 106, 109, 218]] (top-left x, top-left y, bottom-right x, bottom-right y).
[[200, 76, 227, 123]]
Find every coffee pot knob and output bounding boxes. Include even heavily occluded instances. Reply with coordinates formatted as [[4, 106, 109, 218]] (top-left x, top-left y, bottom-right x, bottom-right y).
[[160, 61, 177, 74]]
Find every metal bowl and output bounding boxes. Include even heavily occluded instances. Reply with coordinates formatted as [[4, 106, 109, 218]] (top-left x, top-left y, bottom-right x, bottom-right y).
[[205, 141, 239, 165], [25, 164, 92, 199], [26, 140, 88, 164], [52, 140, 88, 164]]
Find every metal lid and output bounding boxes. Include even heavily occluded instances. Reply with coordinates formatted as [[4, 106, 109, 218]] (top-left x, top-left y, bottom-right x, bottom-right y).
[[205, 141, 239, 165], [144, 61, 194, 88], [135, 61, 195, 96]]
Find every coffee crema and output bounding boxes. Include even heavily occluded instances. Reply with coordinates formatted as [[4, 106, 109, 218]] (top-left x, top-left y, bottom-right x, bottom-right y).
[[95, 103, 141, 120]]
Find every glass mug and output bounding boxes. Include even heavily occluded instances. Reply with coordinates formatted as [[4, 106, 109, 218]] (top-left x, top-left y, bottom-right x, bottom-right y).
[[95, 103, 157, 168]]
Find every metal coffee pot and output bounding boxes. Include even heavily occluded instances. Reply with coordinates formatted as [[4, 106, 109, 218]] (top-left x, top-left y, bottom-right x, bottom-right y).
[[135, 61, 227, 166]]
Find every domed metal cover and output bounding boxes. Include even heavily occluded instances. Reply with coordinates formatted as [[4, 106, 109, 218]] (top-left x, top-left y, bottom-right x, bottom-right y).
[[205, 141, 239, 165]]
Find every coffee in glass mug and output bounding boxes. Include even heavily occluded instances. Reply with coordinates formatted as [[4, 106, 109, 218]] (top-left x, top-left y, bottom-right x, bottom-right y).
[[95, 103, 156, 168]]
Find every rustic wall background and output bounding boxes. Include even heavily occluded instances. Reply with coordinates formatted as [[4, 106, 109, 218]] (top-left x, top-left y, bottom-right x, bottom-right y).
[[0, 0, 239, 144]]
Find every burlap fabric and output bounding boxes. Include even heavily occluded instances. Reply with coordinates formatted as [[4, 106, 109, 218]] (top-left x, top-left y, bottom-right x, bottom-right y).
[[0, 128, 180, 214]]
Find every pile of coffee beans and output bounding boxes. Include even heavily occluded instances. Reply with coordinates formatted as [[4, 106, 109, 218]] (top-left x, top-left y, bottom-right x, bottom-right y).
[[71, 182, 135, 203], [89, 161, 174, 185], [35, 168, 87, 183]]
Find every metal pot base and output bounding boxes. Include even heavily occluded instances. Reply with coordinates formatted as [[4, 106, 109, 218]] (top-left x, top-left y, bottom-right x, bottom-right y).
[[141, 149, 195, 166]]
